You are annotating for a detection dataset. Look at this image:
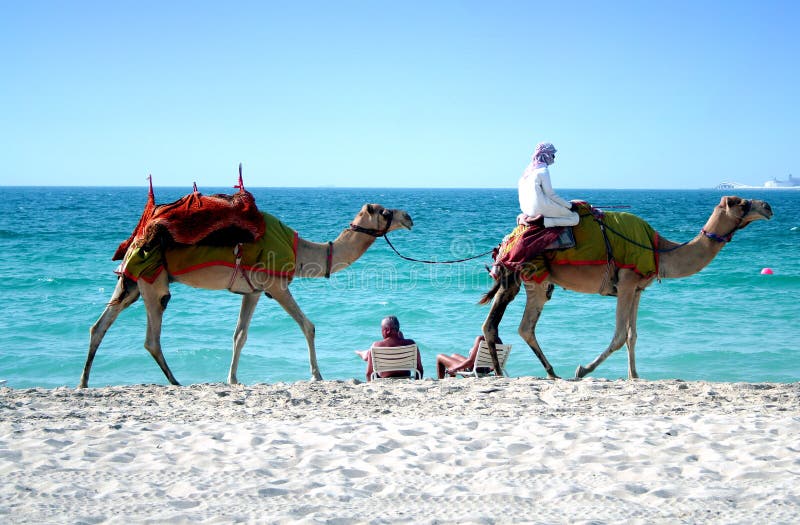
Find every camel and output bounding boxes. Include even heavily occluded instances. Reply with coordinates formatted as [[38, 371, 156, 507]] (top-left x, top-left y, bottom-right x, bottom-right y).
[[479, 196, 773, 379], [78, 203, 413, 387]]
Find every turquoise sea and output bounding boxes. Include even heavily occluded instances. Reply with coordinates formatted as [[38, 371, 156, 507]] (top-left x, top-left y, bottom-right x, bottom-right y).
[[1, 186, 798, 388]]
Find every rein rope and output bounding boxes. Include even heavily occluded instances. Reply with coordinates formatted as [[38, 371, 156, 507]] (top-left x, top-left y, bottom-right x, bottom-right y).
[[595, 199, 751, 253], [383, 236, 495, 264], [349, 208, 496, 264], [600, 221, 687, 253]]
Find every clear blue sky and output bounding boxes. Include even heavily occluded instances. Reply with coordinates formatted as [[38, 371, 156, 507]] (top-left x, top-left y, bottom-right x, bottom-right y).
[[2, 1, 798, 188]]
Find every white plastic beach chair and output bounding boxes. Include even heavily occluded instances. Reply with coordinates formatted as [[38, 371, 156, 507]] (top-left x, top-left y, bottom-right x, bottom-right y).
[[455, 341, 512, 378], [369, 344, 421, 380]]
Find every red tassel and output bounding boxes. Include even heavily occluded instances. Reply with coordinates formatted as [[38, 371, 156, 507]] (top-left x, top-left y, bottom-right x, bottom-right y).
[[113, 175, 157, 260], [235, 162, 245, 192]]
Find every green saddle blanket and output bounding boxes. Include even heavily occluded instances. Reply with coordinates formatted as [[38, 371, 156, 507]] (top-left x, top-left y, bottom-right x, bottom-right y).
[[119, 212, 298, 283], [521, 203, 659, 283]]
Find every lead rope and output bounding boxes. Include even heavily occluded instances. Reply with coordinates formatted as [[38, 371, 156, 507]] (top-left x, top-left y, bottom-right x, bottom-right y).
[[383, 235, 495, 264]]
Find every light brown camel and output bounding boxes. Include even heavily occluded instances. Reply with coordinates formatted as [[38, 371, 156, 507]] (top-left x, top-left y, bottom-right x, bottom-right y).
[[78, 203, 413, 387], [479, 196, 772, 379]]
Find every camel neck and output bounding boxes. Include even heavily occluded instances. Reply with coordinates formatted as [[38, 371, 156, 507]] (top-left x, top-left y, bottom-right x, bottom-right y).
[[658, 233, 726, 279], [294, 229, 377, 278], [658, 209, 735, 279]]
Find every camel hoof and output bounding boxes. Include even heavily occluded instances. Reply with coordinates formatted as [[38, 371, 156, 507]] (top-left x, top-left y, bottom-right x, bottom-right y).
[[575, 365, 588, 379], [311, 374, 323, 381]]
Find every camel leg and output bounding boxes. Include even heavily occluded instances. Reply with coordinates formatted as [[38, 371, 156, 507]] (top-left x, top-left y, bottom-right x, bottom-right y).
[[576, 271, 639, 379], [228, 292, 261, 385], [269, 287, 322, 381], [519, 281, 559, 379], [481, 271, 522, 376], [625, 289, 643, 379], [78, 277, 141, 388], [138, 274, 181, 385]]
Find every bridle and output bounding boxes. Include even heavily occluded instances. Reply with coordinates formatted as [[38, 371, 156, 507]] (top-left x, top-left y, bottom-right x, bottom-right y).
[[700, 199, 752, 243], [348, 209, 394, 237], [320, 209, 395, 279]]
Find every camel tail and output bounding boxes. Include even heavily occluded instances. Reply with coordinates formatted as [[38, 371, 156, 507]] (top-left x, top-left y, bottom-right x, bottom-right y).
[[478, 278, 502, 305]]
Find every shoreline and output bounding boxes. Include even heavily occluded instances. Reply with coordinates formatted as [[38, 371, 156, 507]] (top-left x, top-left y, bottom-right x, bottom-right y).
[[3, 377, 800, 421], [3, 378, 800, 523]]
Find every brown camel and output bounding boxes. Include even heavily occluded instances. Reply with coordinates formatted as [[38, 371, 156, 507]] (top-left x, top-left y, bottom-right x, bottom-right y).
[[79, 203, 413, 387], [480, 196, 772, 379]]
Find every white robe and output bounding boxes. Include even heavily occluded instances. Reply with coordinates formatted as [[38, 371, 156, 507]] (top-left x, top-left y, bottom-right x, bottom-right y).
[[518, 163, 579, 227]]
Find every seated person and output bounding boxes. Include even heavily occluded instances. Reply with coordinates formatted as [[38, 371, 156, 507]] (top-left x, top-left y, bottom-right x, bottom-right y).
[[518, 142, 580, 228], [355, 316, 423, 381], [436, 335, 502, 379]]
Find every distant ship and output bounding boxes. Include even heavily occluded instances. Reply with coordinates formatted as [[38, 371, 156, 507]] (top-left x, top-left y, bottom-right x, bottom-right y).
[[715, 174, 799, 190]]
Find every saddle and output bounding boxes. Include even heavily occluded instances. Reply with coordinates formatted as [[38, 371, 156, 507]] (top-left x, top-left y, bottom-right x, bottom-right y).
[[492, 202, 658, 296], [492, 218, 575, 275], [113, 170, 266, 260]]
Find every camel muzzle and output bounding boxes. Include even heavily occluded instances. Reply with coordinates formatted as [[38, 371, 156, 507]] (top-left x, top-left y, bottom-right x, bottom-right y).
[[742, 199, 773, 228], [396, 211, 413, 230], [756, 200, 773, 220]]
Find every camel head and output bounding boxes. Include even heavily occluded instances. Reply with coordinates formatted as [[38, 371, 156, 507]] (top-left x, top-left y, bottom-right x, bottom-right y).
[[350, 204, 413, 237], [718, 195, 772, 228], [700, 196, 772, 243]]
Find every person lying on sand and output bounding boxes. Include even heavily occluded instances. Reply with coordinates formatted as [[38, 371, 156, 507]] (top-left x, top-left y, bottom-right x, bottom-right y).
[[435, 335, 501, 379]]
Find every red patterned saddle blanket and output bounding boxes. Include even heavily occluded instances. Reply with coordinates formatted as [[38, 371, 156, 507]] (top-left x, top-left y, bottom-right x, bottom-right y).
[[113, 175, 266, 260], [493, 223, 565, 274]]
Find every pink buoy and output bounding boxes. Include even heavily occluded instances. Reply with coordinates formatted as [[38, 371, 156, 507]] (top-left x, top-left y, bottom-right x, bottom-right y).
[[760, 268, 774, 275]]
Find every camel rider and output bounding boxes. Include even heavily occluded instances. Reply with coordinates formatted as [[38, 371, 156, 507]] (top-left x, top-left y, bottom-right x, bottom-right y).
[[518, 142, 579, 228]]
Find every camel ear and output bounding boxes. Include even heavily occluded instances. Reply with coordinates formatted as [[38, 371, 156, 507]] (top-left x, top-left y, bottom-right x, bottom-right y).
[[721, 196, 741, 209]]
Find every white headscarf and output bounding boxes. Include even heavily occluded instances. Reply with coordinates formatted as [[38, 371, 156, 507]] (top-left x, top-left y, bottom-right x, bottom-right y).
[[532, 142, 557, 165]]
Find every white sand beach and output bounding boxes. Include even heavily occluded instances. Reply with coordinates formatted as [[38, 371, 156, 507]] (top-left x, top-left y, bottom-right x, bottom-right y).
[[2, 378, 799, 524]]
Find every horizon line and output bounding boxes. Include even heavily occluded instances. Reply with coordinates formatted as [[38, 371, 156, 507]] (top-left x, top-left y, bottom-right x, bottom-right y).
[[0, 184, 755, 191]]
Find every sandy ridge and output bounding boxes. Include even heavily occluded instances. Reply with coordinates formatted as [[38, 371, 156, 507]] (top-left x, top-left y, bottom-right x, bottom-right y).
[[3, 377, 799, 424]]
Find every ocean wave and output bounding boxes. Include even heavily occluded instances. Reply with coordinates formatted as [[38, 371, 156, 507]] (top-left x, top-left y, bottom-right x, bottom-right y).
[[0, 229, 21, 239]]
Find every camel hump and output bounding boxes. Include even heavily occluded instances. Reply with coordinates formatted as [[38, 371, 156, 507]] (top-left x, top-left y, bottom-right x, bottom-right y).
[[113, 187, 266, 260], [145, 190, 266, 247]]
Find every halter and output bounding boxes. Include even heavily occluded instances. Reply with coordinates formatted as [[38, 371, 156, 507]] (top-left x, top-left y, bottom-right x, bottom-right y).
[[348, 209, 394, 237], [700, 199, 752, 243], [320, 209, 394, 279]]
